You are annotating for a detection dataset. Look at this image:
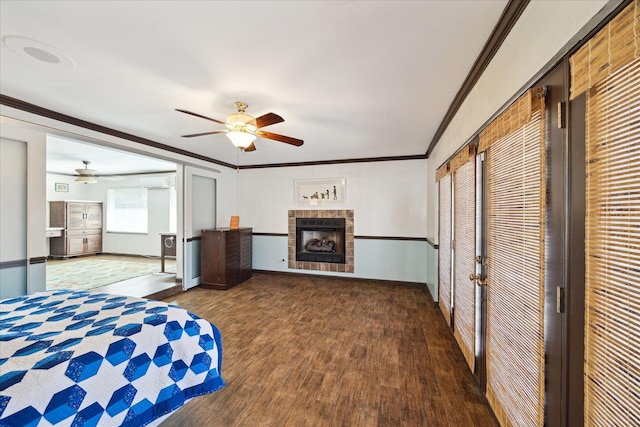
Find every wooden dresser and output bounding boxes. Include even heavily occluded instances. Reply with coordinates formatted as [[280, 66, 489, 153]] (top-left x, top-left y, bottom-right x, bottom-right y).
[[49, 201, 103, 258], [200, 228, 252, 290]]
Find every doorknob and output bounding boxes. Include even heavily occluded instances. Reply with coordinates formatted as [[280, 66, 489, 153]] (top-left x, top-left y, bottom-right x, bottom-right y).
[[469, 273, 487, 287]]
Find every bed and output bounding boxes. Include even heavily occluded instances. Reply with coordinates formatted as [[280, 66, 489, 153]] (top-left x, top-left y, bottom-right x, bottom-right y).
[[0, 290, 225, 426]]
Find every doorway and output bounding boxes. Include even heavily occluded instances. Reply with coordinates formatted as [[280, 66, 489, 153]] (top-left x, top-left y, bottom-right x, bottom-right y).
[[45, 135, 179, 295], [472, 66, 567, 426]]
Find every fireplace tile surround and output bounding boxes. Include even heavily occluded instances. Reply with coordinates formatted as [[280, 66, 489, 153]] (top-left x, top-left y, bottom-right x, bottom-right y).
[[288, 209, 354, 273]]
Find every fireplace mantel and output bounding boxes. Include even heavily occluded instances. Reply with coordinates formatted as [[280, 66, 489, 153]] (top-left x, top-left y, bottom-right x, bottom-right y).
[[288, 209, 354, 273]]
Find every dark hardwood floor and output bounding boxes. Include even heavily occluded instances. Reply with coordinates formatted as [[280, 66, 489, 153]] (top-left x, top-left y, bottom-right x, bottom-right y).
[[160, 273, 498, 427]]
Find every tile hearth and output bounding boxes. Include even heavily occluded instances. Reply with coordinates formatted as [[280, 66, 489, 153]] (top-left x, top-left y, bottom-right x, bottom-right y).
[[288, 209, 354, 273]]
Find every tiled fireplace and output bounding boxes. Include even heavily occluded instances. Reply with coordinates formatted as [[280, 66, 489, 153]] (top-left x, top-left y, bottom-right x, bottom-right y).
[[288, 209, 354, 273]]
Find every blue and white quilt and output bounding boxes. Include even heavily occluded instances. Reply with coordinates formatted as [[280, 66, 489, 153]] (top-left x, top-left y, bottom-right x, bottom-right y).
[[0, 290, 225, 426]]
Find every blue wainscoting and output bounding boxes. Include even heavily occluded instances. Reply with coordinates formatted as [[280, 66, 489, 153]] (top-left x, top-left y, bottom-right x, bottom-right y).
[[0, 260, 28, 298], [184, 238, 201, 289], [426, 239, 439, 302], [252, 234, 430, 285]]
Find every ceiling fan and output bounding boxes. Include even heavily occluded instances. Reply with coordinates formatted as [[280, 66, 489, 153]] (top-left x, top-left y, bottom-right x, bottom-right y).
[[75, 160, 98, 184], [72, 160, 124, 183], [176, 101, 304, 152]]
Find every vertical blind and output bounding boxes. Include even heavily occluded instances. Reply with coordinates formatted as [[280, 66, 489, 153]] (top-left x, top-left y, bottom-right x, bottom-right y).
[[570, 2, 640, 424], [583, 54, 640, 427], [480, 88, 546, 426], [452, 148, 476, 372], [438, 173, 452, 326]]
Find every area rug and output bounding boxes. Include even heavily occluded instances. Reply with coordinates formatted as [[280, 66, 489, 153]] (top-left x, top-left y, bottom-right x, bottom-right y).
[[46, 258, 173, 291]]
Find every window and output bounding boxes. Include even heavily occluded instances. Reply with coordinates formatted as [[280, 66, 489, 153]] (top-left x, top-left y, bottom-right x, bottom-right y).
[[106, 187, 148, 233]]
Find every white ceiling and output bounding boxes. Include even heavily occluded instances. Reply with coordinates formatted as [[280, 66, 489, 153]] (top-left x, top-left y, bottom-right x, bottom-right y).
[[46, 134, 176, 176], [1, 0, 508, 173]]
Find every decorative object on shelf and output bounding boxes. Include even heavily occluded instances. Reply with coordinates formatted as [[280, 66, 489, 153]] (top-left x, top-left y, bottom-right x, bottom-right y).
[[295, 178, 346, 206], [176, 101, 304, 151], [54, 182, 69, 192], [230, 215, 240, 229], [75, 160, 98, 184]]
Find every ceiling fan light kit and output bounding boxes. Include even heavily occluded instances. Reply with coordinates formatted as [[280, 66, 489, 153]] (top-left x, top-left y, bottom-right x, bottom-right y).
[[227, 131, 257, 149], [75, 176, 98, 184], [177, 101, 303, 152]]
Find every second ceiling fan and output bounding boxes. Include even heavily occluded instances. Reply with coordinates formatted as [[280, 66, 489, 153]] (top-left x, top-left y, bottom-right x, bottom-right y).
[[176, 101, 303, 152]]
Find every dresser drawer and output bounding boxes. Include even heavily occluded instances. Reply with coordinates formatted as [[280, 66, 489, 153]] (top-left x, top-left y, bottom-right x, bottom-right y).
[[67, 229, 101, 237], [45, 228, 63, 237]]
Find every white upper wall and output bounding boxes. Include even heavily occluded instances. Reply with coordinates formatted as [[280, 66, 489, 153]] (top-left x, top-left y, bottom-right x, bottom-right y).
[[426, 0, 609, 240], [237, 159, 427, 237]]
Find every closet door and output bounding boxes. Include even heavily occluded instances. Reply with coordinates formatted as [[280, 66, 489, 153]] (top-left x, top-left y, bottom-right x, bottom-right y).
[[0, 137, 27, 298], [183, 166, 218, 289], [480, 88, 547, 426]]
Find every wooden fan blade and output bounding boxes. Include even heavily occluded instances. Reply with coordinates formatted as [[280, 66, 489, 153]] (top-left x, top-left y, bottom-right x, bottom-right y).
[[181, 130, 228, 138], [255, 112, 284, 128], [244, 142, 257, 152], [257, 131, 304, 146], [176, 109, 226, 125]]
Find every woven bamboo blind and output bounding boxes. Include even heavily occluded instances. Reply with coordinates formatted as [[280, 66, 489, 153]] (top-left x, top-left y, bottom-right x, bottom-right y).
[[478, 88, 545, 153], [485, 94, 546, 426], [570, 0, 639, 100], [583, 56, 640, 426], [436, 162, 450, 181], [453, 158, 476, 372], [450, 143, 477, 175], [438, 173, 452, 326]]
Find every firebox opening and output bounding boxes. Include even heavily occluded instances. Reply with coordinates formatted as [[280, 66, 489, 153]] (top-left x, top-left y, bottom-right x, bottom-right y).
[[296, 217, 346, 264]]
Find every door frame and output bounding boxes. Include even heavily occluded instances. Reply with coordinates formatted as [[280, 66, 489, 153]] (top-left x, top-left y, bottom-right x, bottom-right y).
[[565, 90, 586, 426], [540, 63, 569, 427], [474, 149, 488, 391]]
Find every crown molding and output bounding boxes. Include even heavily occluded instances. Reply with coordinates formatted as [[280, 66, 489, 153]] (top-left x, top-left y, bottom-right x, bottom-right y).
[[426, 0, 529, 158], [0, 94, 236, 169]]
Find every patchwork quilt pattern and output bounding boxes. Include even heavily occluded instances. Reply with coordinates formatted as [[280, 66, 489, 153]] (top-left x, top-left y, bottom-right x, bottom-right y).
[[0, 290, 225, 426]]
